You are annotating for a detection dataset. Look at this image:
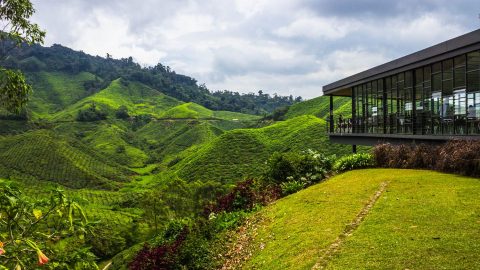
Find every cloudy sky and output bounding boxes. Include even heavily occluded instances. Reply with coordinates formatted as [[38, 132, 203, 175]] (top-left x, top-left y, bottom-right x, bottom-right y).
[[30, 0, 479, 99]]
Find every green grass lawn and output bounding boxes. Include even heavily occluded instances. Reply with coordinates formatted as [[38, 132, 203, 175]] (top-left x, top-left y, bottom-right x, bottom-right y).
[[242, 169, 480, 270]]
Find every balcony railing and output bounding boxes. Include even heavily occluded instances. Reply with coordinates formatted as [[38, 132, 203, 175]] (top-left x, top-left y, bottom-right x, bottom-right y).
[[327, 115, 480, 136]]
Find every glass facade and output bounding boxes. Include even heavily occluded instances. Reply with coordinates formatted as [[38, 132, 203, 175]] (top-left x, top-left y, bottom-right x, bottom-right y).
[[332, 50, 480, 136]]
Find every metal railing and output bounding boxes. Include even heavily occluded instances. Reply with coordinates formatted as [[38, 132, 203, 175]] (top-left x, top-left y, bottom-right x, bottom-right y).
[[327, 114, 480, 136]]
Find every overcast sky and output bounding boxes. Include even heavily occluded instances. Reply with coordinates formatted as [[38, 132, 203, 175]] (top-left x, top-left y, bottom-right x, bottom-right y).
[[30, 0, 480, 99]]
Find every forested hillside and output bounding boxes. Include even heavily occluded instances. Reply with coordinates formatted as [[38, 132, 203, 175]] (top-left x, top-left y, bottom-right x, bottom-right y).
[[0, 40, 300, 116]]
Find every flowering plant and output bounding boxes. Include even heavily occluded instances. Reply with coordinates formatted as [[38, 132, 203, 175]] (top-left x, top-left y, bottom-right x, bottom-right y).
[[0, 182, 97, 269]]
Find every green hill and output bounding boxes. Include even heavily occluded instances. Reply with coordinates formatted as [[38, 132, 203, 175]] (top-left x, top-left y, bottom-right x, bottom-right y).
[[53, 121, 149, 168], [159, 102, 260, 121], [160, 102, 214, 119], [230, 169, 480, 269], [2, 42, 298, 115], [26, 71, 100, 118], [0, 130, 131, 189], [134, 118, 251, 165], [171, 115, 352, 184], [284, 96, 351, 119], [52, 79, 182, 121]]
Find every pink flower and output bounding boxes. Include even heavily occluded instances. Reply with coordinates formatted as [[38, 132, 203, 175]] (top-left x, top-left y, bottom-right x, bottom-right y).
[[0, 241, 5, 255], [37, 249, 49, 265]]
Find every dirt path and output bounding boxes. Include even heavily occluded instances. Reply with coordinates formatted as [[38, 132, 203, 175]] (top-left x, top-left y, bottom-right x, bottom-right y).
[[219, 215, 266, 270], [311, 181, 389, 270]]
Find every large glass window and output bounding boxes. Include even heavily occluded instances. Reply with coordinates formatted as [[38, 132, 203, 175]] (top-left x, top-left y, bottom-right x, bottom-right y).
[[467, 92, 480, 134], [345, 50, 480, 136], [454, 55, 466, 89], [467, 51, 480, 92], [432, 62, 442, 93], [415, 68, 425, 134], [377, 79, 384, 134], [432, 91, 442, 134], [454, 89, 467, 134], [443, 59, 453, 95]]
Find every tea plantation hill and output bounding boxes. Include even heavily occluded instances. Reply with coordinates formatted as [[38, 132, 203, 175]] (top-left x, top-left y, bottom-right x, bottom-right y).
[[166, 115, 354, 185], [0, 129, 131, 189], [283, 95, 352, 120], [25, 71, 100, 118]]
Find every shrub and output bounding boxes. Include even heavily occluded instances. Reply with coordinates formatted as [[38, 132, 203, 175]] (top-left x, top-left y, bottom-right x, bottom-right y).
[[265, 150, 334, 185], [76, 103, 107, 122], [129, 221, 189, 270], [204, 179, 259, 214], [280, 180, 305, 196], [87, 223, 127, 259], [115, 105, 130, 119], [333, 153, 375, 172], [436, 140, 480, 177], [373, 140, 480, 177]]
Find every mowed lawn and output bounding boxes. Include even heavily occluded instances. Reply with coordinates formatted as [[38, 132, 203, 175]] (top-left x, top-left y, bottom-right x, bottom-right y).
[[243, 169, 480, 270]]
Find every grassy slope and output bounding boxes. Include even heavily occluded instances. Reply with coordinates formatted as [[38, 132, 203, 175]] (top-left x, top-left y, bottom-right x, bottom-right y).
[[284, 96, 351, 120], [0, 129, 131, 189], [172, 115, 352, 184], [242, 169, 480, 269], [26, 71, 99, 118]]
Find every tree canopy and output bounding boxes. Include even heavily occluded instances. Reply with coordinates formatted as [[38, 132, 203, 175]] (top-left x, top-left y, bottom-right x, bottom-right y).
[[0, 0, 45, 113]]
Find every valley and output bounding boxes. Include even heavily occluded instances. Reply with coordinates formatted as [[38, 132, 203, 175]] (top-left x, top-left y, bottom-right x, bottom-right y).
[[0, 48, 353, 268]]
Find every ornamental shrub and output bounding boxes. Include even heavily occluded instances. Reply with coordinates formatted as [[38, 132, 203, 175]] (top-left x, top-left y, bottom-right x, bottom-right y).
[[265, 149, 334, 185], [333, 153, 375, 172], [373, 141, 480, 177], [280, 180, 305, 196]]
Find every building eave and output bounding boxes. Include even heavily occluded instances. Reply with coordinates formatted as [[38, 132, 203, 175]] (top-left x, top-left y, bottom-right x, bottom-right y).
[[323, 28, 480, 96]]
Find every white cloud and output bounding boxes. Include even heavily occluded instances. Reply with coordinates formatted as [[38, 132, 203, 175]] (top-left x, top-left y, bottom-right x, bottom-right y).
[[275, 15, 357, 40], [29, 0, 478, 100]]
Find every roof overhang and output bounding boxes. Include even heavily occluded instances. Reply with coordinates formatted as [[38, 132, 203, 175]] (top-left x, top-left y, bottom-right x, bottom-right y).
[[323, 28, 480, 96]]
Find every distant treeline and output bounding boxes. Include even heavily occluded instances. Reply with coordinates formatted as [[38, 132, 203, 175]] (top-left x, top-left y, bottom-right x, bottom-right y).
[[0, 40, 301, 115]]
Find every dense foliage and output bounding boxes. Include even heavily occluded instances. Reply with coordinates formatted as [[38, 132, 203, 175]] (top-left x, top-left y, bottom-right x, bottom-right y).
[[0, 41, 300, 115], [374, 140, 480, 177], [0, 182, 97, 269], [0, 0, 45, 113], [333, 153, 375, 172], [76, 103, 107, 121], [265, 150, 335, 194]]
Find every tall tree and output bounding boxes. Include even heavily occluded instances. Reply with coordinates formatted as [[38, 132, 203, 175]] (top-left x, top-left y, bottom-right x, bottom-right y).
[[0, 0, 45, 113]]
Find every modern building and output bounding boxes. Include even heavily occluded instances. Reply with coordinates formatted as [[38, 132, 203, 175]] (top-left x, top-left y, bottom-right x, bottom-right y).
[[323, 29, 480, 147]]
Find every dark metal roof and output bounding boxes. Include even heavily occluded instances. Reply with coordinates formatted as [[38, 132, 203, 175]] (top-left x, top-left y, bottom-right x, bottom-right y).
[[323, 28, 480, 96]]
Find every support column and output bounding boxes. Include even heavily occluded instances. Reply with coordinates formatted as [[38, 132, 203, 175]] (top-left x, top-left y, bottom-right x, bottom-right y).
[[383, 78, 388, 134], [352, 88, 356, 133], [352, 144, 357, 154], [329, 95, 334, 133], [412, 71, 417, 135]]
